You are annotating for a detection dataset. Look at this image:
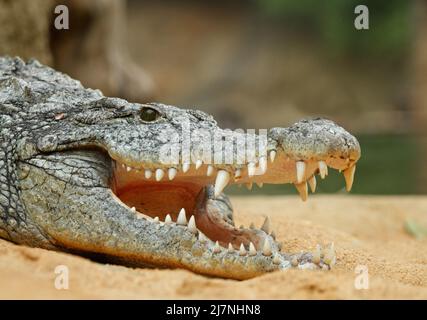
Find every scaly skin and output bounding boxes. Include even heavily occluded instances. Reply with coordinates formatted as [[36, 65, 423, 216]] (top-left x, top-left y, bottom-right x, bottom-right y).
[[0, 57, 360, 280]]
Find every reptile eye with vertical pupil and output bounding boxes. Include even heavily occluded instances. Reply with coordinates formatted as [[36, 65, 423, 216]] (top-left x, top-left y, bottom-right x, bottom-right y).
[[140, 107, 160, 122]]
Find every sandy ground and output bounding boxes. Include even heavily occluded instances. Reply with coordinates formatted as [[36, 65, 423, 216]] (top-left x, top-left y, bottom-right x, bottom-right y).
[[0, 195, 426, 299]]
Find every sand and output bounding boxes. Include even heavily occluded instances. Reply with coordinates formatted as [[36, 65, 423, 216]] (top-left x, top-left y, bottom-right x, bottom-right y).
[[1, 195, 426, 299]]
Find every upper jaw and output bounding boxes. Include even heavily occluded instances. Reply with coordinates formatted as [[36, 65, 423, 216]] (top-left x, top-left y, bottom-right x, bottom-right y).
[[108, 118, 360, 201]]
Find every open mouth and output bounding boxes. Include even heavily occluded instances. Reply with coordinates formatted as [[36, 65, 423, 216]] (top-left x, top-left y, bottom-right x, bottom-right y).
[[109, 151, 357, 255]]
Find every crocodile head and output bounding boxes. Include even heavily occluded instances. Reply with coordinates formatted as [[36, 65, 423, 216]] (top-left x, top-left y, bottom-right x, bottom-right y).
[[0, 58, 361, 279]]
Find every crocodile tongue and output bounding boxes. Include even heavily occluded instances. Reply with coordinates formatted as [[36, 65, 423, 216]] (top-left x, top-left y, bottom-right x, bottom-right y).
[[194, 186, 271, 249]]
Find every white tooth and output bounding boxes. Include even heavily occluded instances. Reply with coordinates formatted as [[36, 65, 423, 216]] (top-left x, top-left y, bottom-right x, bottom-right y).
[[246, 182, 253, 190], [318, 161, 328, 179], [182, 163, 190, 173], [249, 242, 257, 256], [177, 208, 187, 225], [343, 165, 356, 192], [234, 169, 241, 179], [136, 213, 144, 220], [195, 159, 203, 170], [247, 162, 256, 177], [272, 254, 281, 264], [153, 216, 159, 223], [308, 175, 317, 193], [269, 150, 276, 163], [262, 240, 272, 256], [198, 232, 209, 242], [259, 156, 267, 174], [126, 166, 132, 172], [323, 242, 336, 266], [168, 168, 177, 180], [213, 241, 221, 253], [312, 244, 321, 264], [261, 216, 271, 234], [121, 163, 126, 168], [228, 243, 234, 253], [155, 168, 164, 181], [270, 230, 276, 240], [295, 182, 308, 201], [206, 165, 214, 177], [188, 215, 197, 233], [165, 214, 172, 224], [145, 169, 152, 179], [239, 243, 247, 256], [214, 170, 230, 198], [131, 207, 136, 212], [256, 182, 263, 188], [296, 161, 306, 183]]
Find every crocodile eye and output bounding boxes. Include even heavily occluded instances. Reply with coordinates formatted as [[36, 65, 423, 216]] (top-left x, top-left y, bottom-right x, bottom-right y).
[[140, 107, 160, 122]]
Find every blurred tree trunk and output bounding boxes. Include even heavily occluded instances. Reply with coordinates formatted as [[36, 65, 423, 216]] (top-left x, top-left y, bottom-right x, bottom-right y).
[[413, 0, 427, 193], [412, 0, 427, 192], [0, 0, 54, 65]]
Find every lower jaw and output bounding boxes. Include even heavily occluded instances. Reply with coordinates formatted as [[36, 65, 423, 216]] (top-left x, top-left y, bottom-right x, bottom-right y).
[[113, 182, 271, 250]]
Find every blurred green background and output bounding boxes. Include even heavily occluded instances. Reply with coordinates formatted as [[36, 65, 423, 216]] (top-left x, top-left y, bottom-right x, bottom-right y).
[[125, 0, 423, 195]]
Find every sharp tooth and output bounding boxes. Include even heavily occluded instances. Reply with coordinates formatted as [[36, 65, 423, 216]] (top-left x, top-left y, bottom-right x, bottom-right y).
[[153, 216, 159, 223], [272, 254, 281, 264], [131, 207, 136, 212], [294, 182, 308, 201], [312, 244, 321, 264], [262, 240, 272, 256], [259, 156, 267, 174], [213, 241, 221, 253], [182, 163, 190, 173], [126, 166, 132, 172], [308, 175, 317, 193], [195, 159, 203, 170], [256, 182, 263, 188], [343, 165, 356, 192], [269, 150, 276, 163], [206, 165, 214, 176], [234, 169, 241, 179], [198, 232, 209, 242], [168, 167, 177, 180], [291, 256, 299, 267], [145, 169, 152, 179], [246, 182, 253, 190], [239, 243, 247, 256], [249, 222, 255, 229], [188, 215, 197, 233], [261, 216, 271, 234], [121, 164, 126, 168], [323, 242, 336, 266], [155, 168, 164, 181], [177, 208, 187, 225], [165, 214, 172, 224], [228, 243, 234, 253], [214, 170, 230, 198], [318, 161, 328, 179], [296, 161, 306, 183], [270, 230, 276, 240], [249, 242, 257, 256], [247, 162, 256, 177]]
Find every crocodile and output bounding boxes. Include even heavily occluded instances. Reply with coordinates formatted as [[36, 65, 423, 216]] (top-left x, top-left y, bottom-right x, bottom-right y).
[[0, 57, 360, 280]]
